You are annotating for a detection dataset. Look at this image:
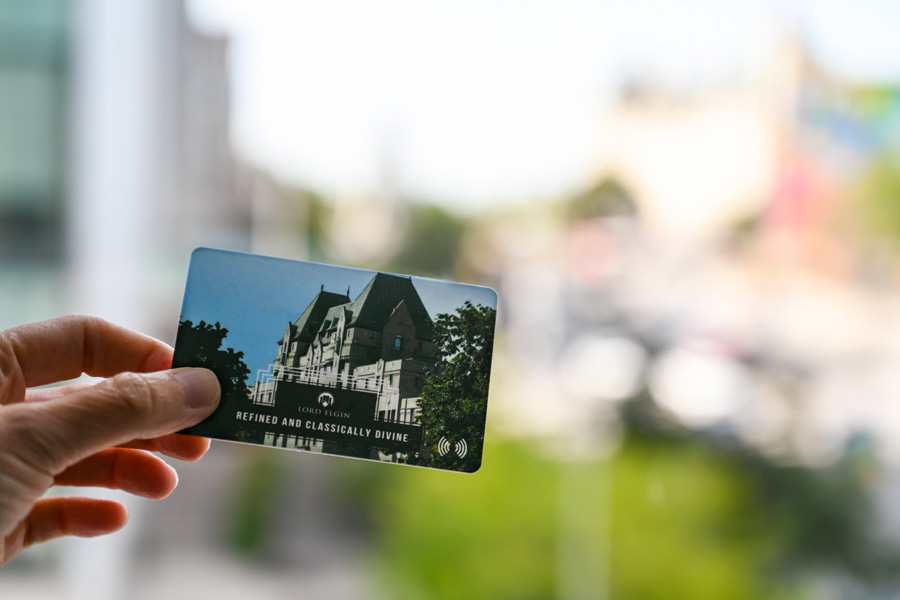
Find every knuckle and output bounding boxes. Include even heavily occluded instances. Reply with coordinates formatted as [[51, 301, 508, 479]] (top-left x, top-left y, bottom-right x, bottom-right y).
[[71, 314, 113, 338], [0, 338, 22, 400], [105, 372, 161, 420], [0, 408, 34, 453], [61, 313, 107, 328], [0, 406, 61, 483]]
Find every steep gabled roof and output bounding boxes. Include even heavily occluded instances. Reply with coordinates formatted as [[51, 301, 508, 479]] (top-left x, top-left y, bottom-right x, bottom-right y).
[[345, 272, 434, 339], [278, 322, 298, 344], [320, 305, 351, 332], [292, 290, 350, 342]]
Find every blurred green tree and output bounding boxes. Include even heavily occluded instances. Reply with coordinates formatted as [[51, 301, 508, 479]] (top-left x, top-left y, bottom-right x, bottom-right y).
[[363, 436, 803, 600], [849, 154, 900, 246], [358, 392, 900, 599], [567, 176, 638, 222], [620, 396, 900, 592], [386, 204, 466, 278], [228, 449, 285, 557]]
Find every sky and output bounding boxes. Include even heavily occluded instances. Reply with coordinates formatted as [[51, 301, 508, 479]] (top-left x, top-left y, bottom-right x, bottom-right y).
[[187, 0, 900, 212], [177, 248, 497, 382]]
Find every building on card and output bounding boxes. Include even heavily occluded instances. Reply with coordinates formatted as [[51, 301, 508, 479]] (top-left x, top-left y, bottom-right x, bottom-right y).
[[250, 272, 438, 454]]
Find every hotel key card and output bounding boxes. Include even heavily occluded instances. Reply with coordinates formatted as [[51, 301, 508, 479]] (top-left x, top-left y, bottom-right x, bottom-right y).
[[173, 248, 498, 473]]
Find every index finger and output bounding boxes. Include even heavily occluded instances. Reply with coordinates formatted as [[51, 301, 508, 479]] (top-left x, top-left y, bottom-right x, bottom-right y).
[[0, 316, 173, 393]]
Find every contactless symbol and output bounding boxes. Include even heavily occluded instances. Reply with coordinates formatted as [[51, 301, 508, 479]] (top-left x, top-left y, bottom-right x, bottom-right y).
[[318, 392, 335, 408], [455, 439, 468, 459], [438, 437, 468, 458]]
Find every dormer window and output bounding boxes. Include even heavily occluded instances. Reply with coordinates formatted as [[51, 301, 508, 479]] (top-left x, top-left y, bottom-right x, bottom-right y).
[[393, 335, 402, 351]]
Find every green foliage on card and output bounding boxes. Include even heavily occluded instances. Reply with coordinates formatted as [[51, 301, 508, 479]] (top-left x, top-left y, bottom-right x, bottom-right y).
[[174, 319, 250, 396], [414, 301, 496, 473], [173, 319, 252, 436]]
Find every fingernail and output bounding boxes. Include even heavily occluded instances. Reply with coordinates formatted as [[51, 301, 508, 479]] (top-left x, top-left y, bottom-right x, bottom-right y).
[[173, 369, 221, 409]]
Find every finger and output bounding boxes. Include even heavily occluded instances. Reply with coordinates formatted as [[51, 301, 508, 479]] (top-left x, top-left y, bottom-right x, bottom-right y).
[[120, 434, 211, 462], [140, 434, 211, 462], [26, 386, 212, 461], [25, 382, 97, 404], [0, 315, 174, 394], [0, 368, 220, 482], [55, 448, 179, 500], [24, 497, 128, 547]]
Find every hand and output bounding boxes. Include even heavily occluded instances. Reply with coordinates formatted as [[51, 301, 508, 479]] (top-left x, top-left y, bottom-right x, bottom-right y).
[[0, 315, 221, 567]]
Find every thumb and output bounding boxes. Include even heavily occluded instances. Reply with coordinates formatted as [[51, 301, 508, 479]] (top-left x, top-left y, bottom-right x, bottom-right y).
[[1, 368, 221, 479]]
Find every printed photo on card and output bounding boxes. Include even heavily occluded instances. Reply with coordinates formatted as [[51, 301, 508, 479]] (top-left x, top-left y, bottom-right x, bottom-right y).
[[172, 248, 498, 473]]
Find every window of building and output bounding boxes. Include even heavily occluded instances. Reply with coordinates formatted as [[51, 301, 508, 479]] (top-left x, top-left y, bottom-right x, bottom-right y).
[[394, 335, 402, 350], [291, 341, 297, 352]]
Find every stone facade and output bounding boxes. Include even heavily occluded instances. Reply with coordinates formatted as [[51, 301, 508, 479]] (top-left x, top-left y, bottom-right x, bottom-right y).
[[251, 272, 438, 453]]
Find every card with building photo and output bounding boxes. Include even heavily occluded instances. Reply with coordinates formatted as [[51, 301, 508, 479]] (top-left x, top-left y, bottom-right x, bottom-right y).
[[172, 248, 498, 473]]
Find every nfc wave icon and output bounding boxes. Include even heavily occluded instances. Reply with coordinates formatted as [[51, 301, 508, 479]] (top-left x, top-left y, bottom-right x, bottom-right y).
[[438, 437, 468, 459]]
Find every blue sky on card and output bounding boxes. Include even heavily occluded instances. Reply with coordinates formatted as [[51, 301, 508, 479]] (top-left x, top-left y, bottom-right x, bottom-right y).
[[178, 248, 497, 382]]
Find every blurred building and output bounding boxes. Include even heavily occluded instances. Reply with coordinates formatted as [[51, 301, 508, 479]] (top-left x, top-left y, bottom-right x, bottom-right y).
[[154, 0, 248, 249], [85, 0, 251, 336], [0, 0, 69, 262], [71, 0, 248, 250], [0, 1, 71, 330], [592, 36, 900, 253], [0, 0, 248, 332]]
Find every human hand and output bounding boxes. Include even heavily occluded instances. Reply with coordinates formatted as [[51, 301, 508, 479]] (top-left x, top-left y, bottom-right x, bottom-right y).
[[0, 316, 221, 567]]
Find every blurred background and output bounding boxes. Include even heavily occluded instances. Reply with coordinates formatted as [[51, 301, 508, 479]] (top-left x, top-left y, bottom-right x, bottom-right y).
[[2, 0, 900, 598]]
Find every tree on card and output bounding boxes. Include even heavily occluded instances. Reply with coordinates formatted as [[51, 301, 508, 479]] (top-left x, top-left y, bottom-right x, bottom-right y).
[[416, 301, 496, 473], [173, 319, 251, 437]]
